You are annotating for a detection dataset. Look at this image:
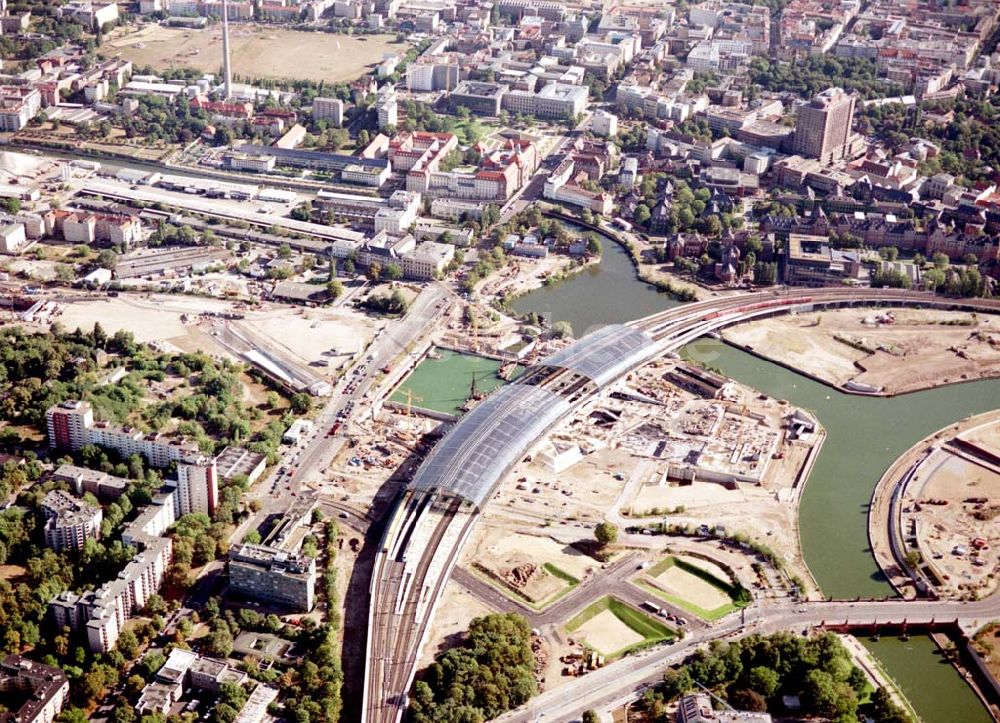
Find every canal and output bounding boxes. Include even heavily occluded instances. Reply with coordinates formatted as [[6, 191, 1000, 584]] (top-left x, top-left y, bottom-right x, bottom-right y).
[[512, 240, 997, 722]]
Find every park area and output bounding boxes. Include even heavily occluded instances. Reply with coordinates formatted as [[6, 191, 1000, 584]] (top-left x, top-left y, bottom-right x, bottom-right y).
[[565, 597, 674, 660], [101, 25, 407, 83], [637, 555, 749, 621]]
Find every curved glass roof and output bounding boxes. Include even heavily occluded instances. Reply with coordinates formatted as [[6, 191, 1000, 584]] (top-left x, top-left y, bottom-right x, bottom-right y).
[[542, 324, 657, 387], [409, 384, 570, 509], [407, 323, 659, 508]]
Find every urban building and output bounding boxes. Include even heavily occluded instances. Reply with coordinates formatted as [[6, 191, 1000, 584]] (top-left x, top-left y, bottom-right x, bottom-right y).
[[792, 87, 857, 164], [591, 109, 618, 137], [502, 82, 588, 120], [0, 86, 41, 131], [783, 233, 863, 286], [0, 222, 27, 254], [376, 84, 398, 129], [41, 490, 102, 551], [401, 241, 454, 279], [228, 543, 317, 610], [312, 96, 344, 126], [449, 81, 509, 115], [0, 656, 69, 723], [175, 456, 219, 517]]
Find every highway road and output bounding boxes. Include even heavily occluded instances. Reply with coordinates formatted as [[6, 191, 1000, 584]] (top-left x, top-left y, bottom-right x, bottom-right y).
[[228, 281, 450, 545], [496, 594, 1000, 723], [362, 287, 1000, 723]]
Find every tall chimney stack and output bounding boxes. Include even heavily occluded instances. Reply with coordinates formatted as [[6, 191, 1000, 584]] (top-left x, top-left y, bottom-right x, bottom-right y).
[[221, 0, 232, 100]]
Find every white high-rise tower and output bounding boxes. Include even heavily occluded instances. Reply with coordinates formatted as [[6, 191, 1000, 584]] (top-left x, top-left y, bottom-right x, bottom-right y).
[[221, 0, 232, 99]]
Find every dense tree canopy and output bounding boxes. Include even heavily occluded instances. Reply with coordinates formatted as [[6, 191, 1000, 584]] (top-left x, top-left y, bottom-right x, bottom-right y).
[[408, 613, 537, 723]]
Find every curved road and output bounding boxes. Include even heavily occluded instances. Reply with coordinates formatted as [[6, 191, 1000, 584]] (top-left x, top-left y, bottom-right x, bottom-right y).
[[362, 288, 1000, 723]]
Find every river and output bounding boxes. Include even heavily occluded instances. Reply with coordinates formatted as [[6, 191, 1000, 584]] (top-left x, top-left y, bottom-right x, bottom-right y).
[[511, 241, 996, 722]]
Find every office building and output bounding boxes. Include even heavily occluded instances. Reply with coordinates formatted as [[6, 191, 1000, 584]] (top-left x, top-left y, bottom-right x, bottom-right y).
[[0, 656, 69, 723], [502, 83, 588, 120], [449, 81, 509, 116], [52, 464, 128, 499], [792, 87, 856, 164], [41, 490, 102, 552], [312, 97, 344, 126], [228, 544, 316, 611]]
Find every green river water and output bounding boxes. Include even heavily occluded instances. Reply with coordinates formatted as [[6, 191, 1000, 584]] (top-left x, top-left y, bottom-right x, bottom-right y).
[[510, 234, 996, 722]]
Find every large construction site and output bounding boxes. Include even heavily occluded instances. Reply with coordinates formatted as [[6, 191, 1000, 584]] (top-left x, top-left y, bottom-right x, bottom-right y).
[[723, 307, 1000, 395], [892, 414, 1000, 600]]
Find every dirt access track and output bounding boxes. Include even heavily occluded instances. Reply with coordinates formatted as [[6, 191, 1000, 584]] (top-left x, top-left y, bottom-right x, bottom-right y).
[[101, 25, 408, 83], [723, 307, 1000, 395]]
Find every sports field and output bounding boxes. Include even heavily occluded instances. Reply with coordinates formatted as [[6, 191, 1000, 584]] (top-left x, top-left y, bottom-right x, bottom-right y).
[[565, 596, 674, 660], [639, 555, 750, 621], [101, 25, 407, 83]]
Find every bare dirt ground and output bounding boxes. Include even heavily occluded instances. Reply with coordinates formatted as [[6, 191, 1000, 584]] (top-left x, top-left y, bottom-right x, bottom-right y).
[[0, 564, 27, 583], [461, 520, 598, 602], [723, 308, 1000, 394], [485, 256, 589, 301], [46, 292, 380, 371], [101, 25, 407, 83], [907, 437, 1000, 598], [573, 610, 643, 656]]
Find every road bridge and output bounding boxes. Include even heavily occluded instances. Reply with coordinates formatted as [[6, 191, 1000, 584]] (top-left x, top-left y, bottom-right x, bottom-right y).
[[362, 288, 1000, 723]]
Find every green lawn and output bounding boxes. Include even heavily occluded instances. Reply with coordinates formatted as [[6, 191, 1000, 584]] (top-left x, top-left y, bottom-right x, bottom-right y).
[[565, 596, 676, 660], [638, 556, 750, 622]]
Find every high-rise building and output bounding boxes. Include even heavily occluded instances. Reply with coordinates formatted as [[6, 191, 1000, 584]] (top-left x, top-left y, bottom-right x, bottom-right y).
[[313, 97, 344, 126], [376, 85, 398, 129], [792, 87, 855, 164], [46, 400, 94, 451], [175, 457, 219, 517]]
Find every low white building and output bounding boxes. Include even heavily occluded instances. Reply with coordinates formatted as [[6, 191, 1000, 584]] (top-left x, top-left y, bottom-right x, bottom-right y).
[[591, 109, 618, 137], [0, 222, 27, 254], [283, 418, 315, 445]]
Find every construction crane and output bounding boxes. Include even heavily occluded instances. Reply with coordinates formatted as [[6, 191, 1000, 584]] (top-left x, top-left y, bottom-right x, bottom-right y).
[[402, 388, 423, 416]]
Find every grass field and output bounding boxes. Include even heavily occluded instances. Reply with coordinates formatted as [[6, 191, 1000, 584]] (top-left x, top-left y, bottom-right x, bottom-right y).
[[565, 596, 675, 660], [640, 556, 750, 622], [101, 25, 407, 83]]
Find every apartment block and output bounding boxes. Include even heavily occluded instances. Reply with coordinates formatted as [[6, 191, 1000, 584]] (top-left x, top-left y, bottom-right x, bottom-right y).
[[175, 456, 219, 517], [41, 490, 102, 552], [0, 86, 41, 132], [0, 656, 69, 723], [50, 489, 176, 653], [312, 96, 344, 126]]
